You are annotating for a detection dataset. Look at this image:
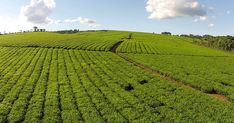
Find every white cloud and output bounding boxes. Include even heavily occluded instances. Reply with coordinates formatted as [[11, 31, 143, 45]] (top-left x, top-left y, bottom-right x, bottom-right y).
[[62, 17, 100, 27], [194, 18, 199, 22], [208, 7, 215, 11], [20, 0, 100, 28], [227, 10, 231, 14], [48, 18, 62, 24], [21, 0, 56, 24], [78, 17, 100, 27], [0, 0, 101, 33], [194, 16, 208, 22], [199, 16, 208, 21], [78, 17, 96, 24], [64, 18, 78, 23], [146, 0, 207, 19], [0, 15, 33, 33], [208, 23, 214, 28]]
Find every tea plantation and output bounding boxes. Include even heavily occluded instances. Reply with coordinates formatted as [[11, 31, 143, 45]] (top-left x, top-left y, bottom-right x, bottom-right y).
[[0, 31, 233, 122]]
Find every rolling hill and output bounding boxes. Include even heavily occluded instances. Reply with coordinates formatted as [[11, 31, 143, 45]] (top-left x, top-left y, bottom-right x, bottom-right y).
[[0, 31, 233, 122]]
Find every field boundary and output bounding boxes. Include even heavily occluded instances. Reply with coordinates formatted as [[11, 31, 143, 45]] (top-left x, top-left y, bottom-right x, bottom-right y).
[[116, 53, 231, 103]]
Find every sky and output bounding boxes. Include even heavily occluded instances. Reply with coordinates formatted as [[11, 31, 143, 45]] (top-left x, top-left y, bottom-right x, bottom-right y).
[[0, 0, 233, 35]]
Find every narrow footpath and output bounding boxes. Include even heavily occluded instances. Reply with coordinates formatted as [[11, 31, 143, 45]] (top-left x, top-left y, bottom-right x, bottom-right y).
[[109, 41, 123, 53], [109, 41, 231, 103]]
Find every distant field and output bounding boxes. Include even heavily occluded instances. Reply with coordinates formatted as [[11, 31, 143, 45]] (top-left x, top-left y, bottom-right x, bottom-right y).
[[0, 31, 129, 51], [117, 32, 233, 56], [0, 31, 234, 122]]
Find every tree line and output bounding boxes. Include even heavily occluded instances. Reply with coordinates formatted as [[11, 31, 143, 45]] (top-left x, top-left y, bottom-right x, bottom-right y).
[[181, 34, 234, 51]]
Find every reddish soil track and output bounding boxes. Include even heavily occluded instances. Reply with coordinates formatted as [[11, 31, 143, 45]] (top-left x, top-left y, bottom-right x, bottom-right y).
[[118, 53, 231, 103], [109, 41, 123, 53], [110, 41, 231, 103]]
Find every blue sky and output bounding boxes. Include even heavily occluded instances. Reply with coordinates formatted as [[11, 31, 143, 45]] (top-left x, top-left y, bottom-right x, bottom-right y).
[[0, 0, 233, 35]]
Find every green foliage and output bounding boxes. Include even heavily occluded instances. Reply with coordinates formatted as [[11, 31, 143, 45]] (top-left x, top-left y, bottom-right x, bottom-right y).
[[0, 31, 129, 51], [161, 32, 172, 35], [181, 34, 234, 51], [117, 32, 232, 56], [197, 36, 234, 51], [123, 53, 234, 101], [0, 31, 234, 122], [0, 47, 233, 122]]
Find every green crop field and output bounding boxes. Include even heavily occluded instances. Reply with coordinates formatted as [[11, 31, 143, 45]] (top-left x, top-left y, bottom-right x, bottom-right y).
[[117, 32, 233, 56], [123, 54, 234, 100], [0, 31, 128, 51], [0, 31, 234, 122]]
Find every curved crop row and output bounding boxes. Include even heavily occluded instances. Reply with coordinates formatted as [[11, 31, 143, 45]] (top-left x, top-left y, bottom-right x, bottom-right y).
[[117, 32, 233, 56], [0, 31, 129, 52], [0, 47, 233, 122], [123, 53, 234, 101]]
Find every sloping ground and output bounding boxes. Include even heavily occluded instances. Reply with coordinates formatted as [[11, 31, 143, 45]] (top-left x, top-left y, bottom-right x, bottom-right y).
[[117, 32, 233, 56], [0, 47, 234, 122], [0, 31, 234, 122], [0, 31, 231, 56], [122, 54, 234, 101], [118, 53, 231, 102], [106, 31, 234, 102], [0, 31, 129, 51]]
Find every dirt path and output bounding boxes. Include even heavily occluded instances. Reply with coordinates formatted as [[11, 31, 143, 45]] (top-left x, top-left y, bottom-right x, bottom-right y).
[[208, 94, 230, 102], [109, 41, 123, 53], [118, 53, 231, 103], [109, 41, 231, 103]]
